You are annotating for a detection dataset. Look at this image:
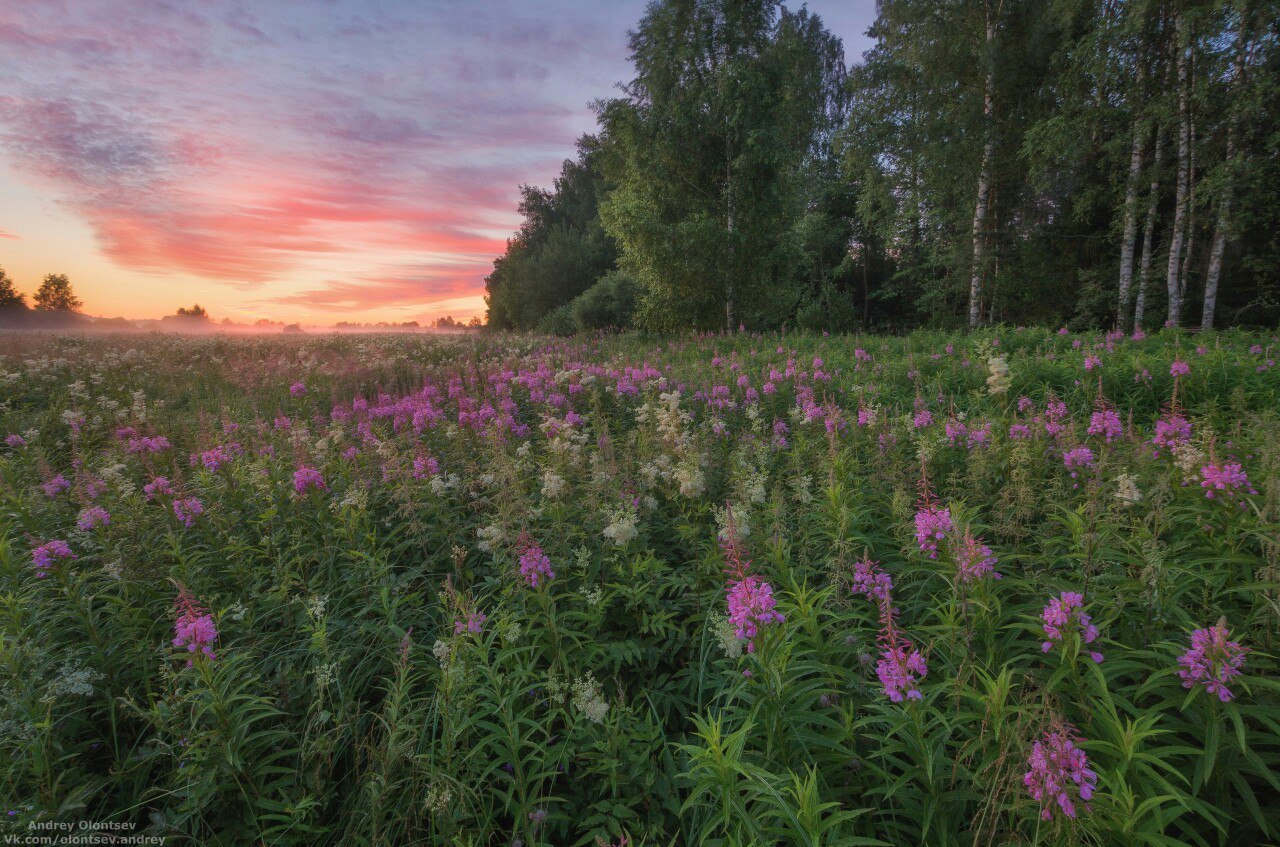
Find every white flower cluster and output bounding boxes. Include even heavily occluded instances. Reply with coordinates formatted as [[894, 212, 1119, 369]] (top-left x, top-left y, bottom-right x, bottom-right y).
[[571, 673, 610, 724], [602, 506, 639, 547]]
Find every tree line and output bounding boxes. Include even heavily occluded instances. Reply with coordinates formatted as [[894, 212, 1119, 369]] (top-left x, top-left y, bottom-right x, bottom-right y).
[[484, 0, 1280, 333]]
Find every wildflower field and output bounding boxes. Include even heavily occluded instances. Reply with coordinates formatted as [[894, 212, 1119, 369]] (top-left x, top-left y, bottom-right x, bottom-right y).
[[1, 328, 1278, 846]]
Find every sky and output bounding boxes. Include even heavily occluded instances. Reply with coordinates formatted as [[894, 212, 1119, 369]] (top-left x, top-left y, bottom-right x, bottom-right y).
[[0, 0, 877, 325]]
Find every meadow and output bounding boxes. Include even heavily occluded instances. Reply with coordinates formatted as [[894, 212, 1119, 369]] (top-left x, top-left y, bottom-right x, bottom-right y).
[[0, 327, 1277, 846]]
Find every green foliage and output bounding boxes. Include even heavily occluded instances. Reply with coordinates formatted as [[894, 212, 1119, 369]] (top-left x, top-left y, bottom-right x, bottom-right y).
[[0, 328, 1277, 845]]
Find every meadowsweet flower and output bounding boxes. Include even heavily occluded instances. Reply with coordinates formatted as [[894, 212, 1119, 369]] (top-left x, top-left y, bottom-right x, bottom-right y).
[[571, 673, 609, 723], [1087, 409, 1122, 443], [76, 506, 111, 531], [517, 535, 555, 588], [293, 466, 327, 494], [1177, 621, 1248, 702], [172, 588, 217, 666], [32, 540, 75, 578], [986, 355, 1010, 394], [1024, 729, 1097, 820], [914, 505, 954, 558], [1170, 360, 1190, 377], [602, 506, 639, 547], [1040, 592, 1102, 663], [173, 498, 204, 528], [1114, 473, 1141, 505], [953, 531, 999, 584], [1199, 462, 1256, 499]]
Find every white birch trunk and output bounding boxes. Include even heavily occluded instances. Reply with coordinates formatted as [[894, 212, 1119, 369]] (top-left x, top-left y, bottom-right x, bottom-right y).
[[968, 3, 995, 329], [1164, 15, 1190, 327]]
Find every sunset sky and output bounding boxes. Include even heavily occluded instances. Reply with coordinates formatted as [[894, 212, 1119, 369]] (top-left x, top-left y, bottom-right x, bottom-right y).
[[0, 0, 875, 325]]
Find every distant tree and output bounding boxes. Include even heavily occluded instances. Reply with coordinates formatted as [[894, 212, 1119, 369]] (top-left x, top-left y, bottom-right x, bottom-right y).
[[0, 267, 26, 309], [175, 304, 210, 319], [282, 323, 304, 334], [467, 316, 483, 328], [485, 135, 619, 330], [434, 315, 462, 329], [33, 273, 82, 312]]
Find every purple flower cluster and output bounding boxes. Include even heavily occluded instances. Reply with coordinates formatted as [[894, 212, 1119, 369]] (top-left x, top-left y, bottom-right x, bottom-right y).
[[1170, 360, 1190, 377], [32, 540, 75, 578], [1024, 729, 1097, 820], [876, 643, 928, 703], [293, 466, 327, 494], [1177, 623, 1248, 702], [1062, 446, 1095, 479], [1040, 592, 1102, 663], [453, 612, 487, 635], [1087, 409, 1122, 443], [850, 556, 893, 603], [517, 536, 555, 588], [126, 435, 171, 454], [726, 575, 785, 653], [76, 506, 111, 531], [1151, 414, 1192, 451], [953, 531, 1000, 584], [144, 476, 173, 501], [1199, 462, 1256, 499], [4, 433, 25, 448], [42, 475, 70, 497], [913, 505, 954, 559], [173, 590, 218, 666], [173, 498, 204, 528]]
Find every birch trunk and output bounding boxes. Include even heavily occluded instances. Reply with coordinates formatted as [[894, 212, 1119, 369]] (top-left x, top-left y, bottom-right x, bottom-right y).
[[1116, 61, 1147, 328], [968, 2, 995, 329], [1203, 13, 1248, 331], [1164, 14, 1190, 327], [1134, 130, 1165, 332]]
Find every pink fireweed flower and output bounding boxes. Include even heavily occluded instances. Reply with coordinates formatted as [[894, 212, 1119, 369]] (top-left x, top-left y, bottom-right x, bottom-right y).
[[293, 466, 327, 494], [1151, 414, 1192, 451], [42, 475, 70, 497], [172, 588, 217, 666], [1199, 462, 1256, 499], [290, 381, 307, 396], [953, 531, 1000, 584], [32, 540, 75, 578], [914, 505, 954, 559], [453, 612, 487, 635], [1040, 591, 1103, 663], [1170, 360, 1190, 377], [1024, 729, 1097, 821], [5, 433, 26, 448], [1083, 355, 1101, 371], [126, 435, 170, 454], [850, 556, 893, 603], [412, 455, 440, 479], [516, 534, 555, 588], [1062, 446, 1095, 478], [144, 476, 173, 501], [1087, 409, 1123, 443], [76, 506, 110, 531], [912, 408, 933, 429], [876, 642, 929, 703], [1177, 622, 1248, 702], [173, 498, 204, 528], [725, 575, 785, 653]]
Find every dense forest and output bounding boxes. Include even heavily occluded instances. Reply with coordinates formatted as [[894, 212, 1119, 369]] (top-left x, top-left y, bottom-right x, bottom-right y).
[[484, 0, 1280, 334]]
